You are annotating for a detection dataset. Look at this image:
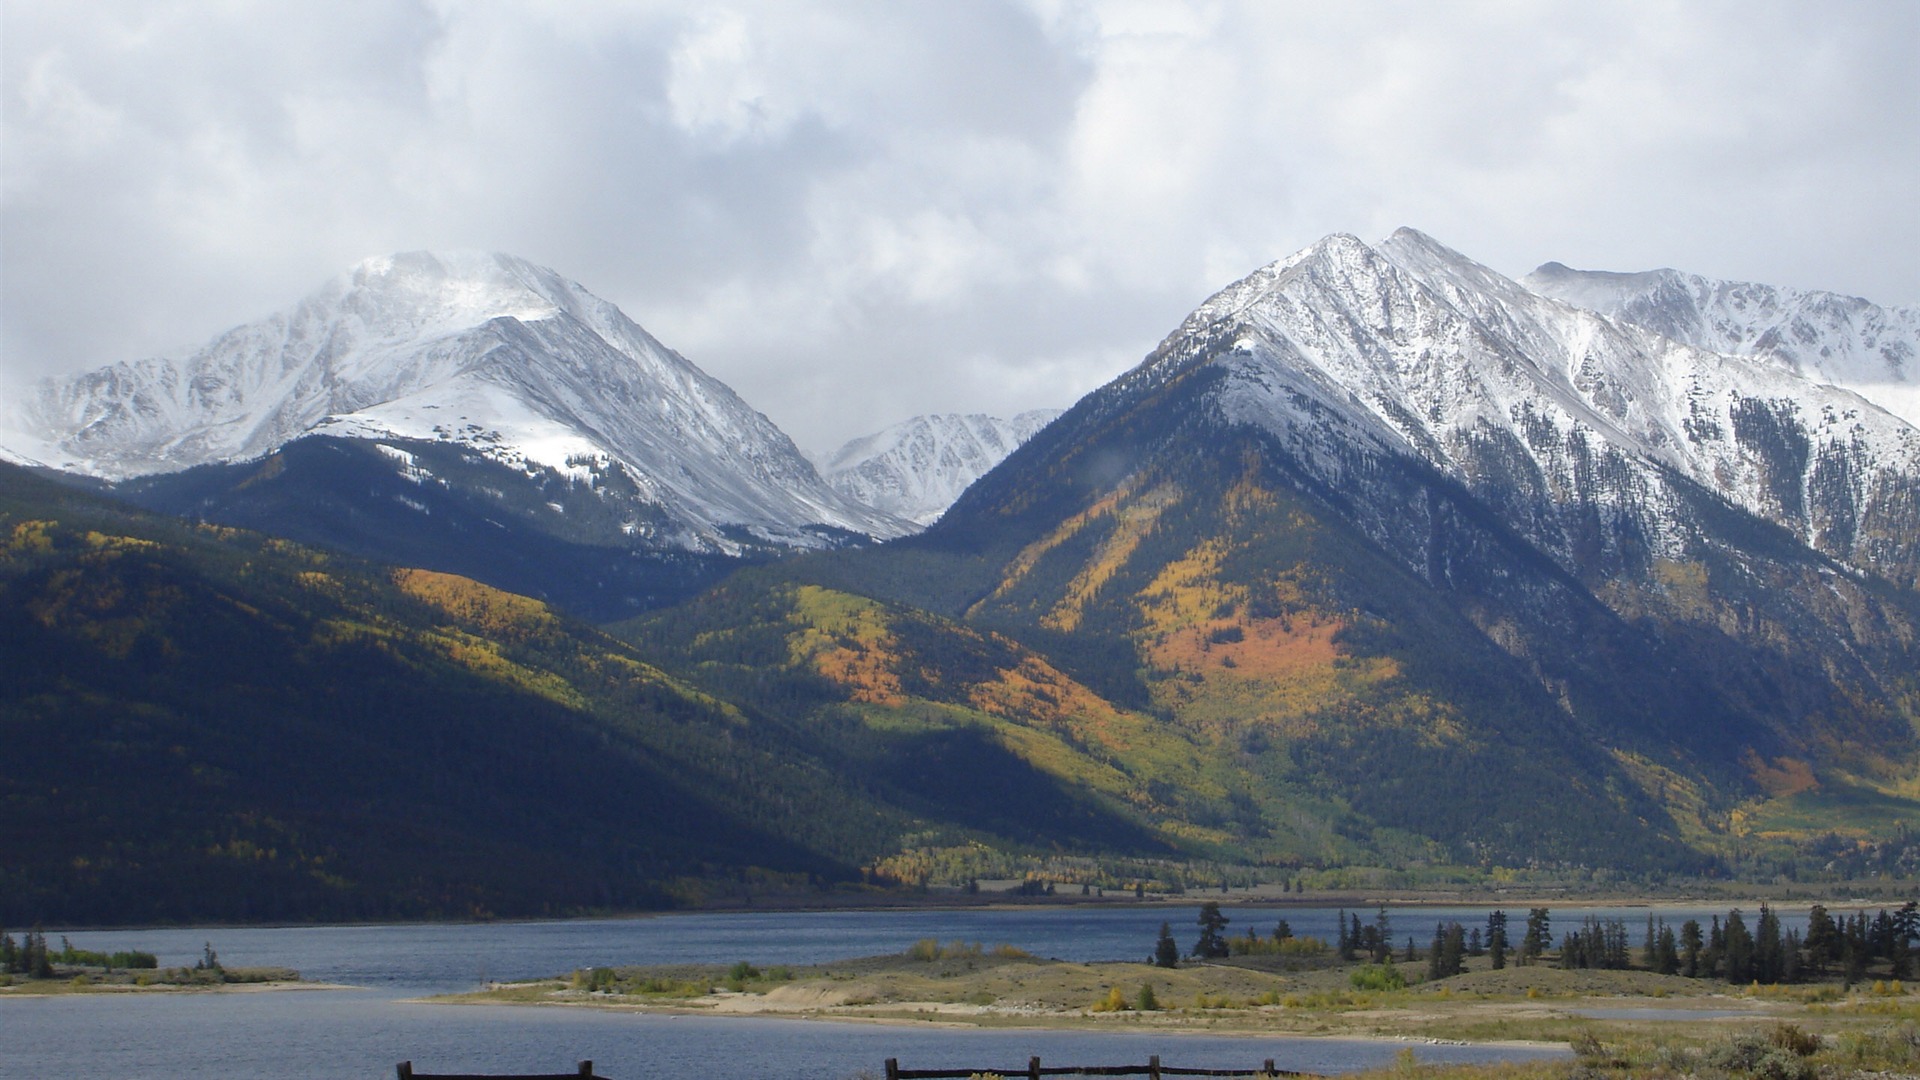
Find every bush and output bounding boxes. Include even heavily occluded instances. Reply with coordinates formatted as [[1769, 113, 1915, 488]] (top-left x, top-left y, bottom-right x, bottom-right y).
[[1137, 984, 1159, 1011], [1768, 1022, 1820, 1057], [1349, 964, 1406, 991]]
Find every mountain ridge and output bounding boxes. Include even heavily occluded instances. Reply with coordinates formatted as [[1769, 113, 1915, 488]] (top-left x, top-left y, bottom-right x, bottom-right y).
[[816, 410, 1065, 527], [6, 250, 907, 548]]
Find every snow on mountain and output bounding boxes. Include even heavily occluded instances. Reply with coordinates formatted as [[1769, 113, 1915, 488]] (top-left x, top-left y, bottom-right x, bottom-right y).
[[6, 251, 908, 550], [1523, 261, 1920, 427], [1126, 228, 1920, 589], [817, 410, 1063, 527]]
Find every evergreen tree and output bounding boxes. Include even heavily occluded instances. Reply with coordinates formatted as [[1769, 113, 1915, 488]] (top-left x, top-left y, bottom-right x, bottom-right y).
[[1336, 909, 1354, 961], [1755, 903, 1783, 984], [1679, 919, 1703, 978], [1486, 910, 1508, 970], [1804, 905, 1838, 975], [1441, 923, 1465, 978], [1655, 924, 1679, 975], [1273, 919, 1292, 942], [1521, 908, 1551, 965], [1154, 922, 1180, 968], [1468, 927, 1482, 957], [1642, 914, 1658, 969], [1723, 910, 1754, 984], [1372, 907, 1393, 964], [1194, 902, 1230, 959]]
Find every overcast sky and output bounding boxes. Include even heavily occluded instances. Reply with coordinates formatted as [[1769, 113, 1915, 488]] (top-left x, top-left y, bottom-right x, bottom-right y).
[[4, 1, 1916, 452]]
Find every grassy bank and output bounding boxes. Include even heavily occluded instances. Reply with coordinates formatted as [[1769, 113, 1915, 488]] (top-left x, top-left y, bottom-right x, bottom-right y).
[[438, 944, 1920, 1077]]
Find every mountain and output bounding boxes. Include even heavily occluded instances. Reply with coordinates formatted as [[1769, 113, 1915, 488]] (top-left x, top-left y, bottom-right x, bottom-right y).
[[748, 229, 1920, 876], [0, 463, 924, 924], [1523, 260, 1920, 427], [3, 252, 907, 617], [816, 410, 1063, 527]]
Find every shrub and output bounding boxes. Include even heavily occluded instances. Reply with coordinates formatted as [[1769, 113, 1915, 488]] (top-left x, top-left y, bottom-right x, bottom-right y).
[[1349, 964, 1405, 991], [1768, 1022, 1820, 1057], [1137, 984, 1159, 1011]]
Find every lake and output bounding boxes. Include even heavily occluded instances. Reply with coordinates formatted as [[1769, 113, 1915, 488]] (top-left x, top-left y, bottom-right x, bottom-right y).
[[6, 902, 1806, 1078]]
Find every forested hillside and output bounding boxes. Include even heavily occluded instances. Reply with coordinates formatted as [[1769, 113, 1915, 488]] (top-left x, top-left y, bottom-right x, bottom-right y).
[[0, 464, 907, 924]]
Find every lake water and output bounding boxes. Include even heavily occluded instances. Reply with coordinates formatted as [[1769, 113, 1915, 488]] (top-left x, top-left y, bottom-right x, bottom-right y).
[[5, 902, 1803, 1078]]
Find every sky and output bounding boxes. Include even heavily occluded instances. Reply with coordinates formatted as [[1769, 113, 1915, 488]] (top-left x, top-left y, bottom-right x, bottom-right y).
[[4, 1, 1917, 453]]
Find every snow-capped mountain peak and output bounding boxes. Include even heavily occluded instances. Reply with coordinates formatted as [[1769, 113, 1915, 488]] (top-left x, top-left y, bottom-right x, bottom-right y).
[[6, 251, 908, 549], [1131, 228, 1919, 589], [1523, 259, 1920, 427], [817, 410, 1063, 527]]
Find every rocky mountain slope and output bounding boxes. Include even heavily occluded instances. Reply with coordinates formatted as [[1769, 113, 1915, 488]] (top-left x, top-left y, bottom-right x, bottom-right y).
[[754, 229, 1920, 875], [1523, 260, 1920, 427], [2, 251, 908, 616], [817, 410, 1063, 527]]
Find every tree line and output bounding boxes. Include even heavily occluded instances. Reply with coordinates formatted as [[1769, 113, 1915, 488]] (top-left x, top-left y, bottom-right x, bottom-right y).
[[1405, 902, 1918, 986]]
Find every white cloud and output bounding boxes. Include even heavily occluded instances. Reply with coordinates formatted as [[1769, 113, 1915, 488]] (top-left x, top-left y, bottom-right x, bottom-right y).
[[3, 0, 1915, 452]]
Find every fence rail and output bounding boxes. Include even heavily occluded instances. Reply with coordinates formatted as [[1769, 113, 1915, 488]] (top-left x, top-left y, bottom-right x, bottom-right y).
[[396, 1062, 603, 1080], [885, 1056, 1318, 1079]]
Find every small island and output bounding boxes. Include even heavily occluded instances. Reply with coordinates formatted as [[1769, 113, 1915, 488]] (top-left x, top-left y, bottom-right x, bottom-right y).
[[436, 903, 1920, 1078], [0, 931, 307, 994]]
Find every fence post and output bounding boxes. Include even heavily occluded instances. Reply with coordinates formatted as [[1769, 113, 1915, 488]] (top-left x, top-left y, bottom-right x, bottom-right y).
[[885, 1059, 900, 1080], [577, 1062, 593, 1078], [396, 1064, 413, 1080], [1149, 1054, 1161, 1080], [1264, 1060, 1277, 1076], [1029, 1055, 1042, 1080]]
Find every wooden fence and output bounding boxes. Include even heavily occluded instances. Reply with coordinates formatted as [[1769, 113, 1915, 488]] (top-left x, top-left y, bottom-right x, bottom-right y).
[[884, 1056, 1318, 1079], [395, 1062, 603, 1080]]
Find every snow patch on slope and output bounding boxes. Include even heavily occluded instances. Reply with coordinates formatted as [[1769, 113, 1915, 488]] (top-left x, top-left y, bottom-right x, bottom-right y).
[[1150, 228, 1920, 585], [1523, 261, 1920, 427], [7, 250, 909, 548], [818, 410, 1063, 526]]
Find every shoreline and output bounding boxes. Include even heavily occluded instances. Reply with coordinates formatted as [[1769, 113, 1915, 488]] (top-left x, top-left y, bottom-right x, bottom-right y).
[[0, 979, 359, 997], [411, 991, 1574, 1053], [35, 890, 1908, 936]]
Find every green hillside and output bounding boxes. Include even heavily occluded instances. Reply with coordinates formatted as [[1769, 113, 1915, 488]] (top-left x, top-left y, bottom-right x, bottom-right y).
[[681, 361, 1920, 885], [0, 465, 908, 924]]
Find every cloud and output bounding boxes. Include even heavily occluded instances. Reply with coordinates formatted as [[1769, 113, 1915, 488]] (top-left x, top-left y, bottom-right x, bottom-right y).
[[4, 0, 1915, 451]]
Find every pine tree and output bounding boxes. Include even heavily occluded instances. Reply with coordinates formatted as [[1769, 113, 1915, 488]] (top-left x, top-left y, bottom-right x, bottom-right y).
[[1805, 905, 1838, 975], [1723, 910, 1754, 984], [1194, 902, 1230, 960], [1521, 908, 1551, 965], [1679, 919, 1703, 978], [1441, 923, 1465, 978], [1755, 903, 1783, 984], [1336, 909, 1353, 961], [1154, 922, 1180, 968], [1486, 910, 1508, 971]]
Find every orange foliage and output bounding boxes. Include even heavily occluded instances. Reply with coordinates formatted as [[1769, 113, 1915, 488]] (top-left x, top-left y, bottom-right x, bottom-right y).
[[814, 639, 906, 705], [1742, 749, 1821, 798], [392, 568, 557, 638], [968, 655, 1135, 753]]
